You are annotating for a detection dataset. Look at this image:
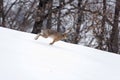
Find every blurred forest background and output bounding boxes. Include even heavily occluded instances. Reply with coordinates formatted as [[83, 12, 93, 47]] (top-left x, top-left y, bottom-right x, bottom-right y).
[[0, 0, 120, 54]]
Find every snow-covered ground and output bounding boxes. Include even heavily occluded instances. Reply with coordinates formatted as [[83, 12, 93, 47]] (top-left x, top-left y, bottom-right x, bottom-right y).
[[0, 27, 120, 80]]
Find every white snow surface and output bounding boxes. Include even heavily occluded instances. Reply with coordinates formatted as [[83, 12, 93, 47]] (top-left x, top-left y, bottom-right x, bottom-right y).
[[0, 27, 120, 80]]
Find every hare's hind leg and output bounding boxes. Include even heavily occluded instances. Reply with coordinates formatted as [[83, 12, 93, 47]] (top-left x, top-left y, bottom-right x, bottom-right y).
[[49, 38, 59, 45], [49, 40, 56, 45]]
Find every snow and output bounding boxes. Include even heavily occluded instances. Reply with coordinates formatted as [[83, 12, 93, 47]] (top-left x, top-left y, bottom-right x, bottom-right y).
[[0, 27, 120, 80]]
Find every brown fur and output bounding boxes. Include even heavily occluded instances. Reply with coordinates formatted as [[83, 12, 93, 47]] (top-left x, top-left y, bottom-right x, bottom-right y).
[[34, 29, 67, 45]]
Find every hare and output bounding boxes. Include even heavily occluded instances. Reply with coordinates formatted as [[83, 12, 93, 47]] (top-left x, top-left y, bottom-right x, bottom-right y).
[[34, 29, 67, 45]]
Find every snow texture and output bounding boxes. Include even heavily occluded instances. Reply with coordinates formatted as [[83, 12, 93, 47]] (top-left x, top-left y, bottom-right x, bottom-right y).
[[0, 27, 120, 80]]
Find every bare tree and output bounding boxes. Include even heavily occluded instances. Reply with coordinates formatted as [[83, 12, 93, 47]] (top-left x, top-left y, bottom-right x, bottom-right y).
[[32, 0, 53, 34], [72, 0, 83, 44], [0, 0, 5, 26], [108, 0, 120, 53]]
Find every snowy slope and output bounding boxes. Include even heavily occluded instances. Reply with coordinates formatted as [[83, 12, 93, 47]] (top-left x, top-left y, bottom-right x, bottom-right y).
[[0, 27, 120, 80]]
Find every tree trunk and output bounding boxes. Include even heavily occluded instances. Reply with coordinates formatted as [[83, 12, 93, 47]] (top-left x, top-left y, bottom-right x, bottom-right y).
[[32, 0, 53, 34], [32, 0, 47, 34], [46, 0, 52, 29], [73, 0, 83, 44], [108, 0, 120, 53], [57, 0, 62, 32], [0, 0, 5, 26], [98, 0, 106, 50]]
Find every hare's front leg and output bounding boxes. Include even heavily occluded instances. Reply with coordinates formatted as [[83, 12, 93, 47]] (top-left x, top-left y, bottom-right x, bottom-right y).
[[34, 33, 41, 40]]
